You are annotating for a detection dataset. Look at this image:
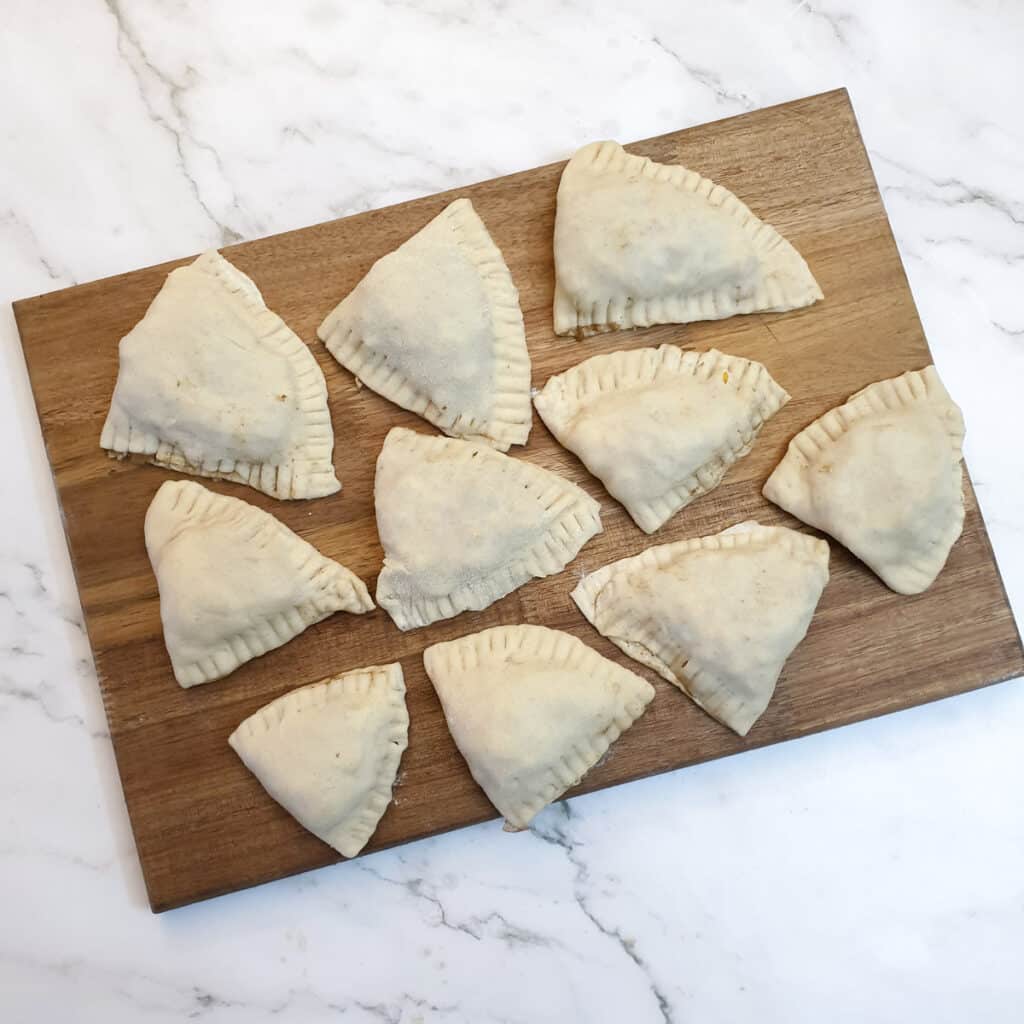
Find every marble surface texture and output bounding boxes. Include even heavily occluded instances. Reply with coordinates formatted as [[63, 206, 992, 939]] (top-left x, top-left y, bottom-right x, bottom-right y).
[[2, 1, 1022, 1021]]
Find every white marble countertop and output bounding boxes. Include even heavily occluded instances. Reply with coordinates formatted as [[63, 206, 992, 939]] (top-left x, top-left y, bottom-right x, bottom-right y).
[[2, 2, 1022, 1021]]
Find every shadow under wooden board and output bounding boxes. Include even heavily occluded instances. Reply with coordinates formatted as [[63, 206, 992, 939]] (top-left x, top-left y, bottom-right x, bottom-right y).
[[14, 88, 1024, 912]]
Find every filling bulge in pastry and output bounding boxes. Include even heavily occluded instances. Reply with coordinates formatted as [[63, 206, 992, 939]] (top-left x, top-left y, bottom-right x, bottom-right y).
[[553, 141, 822, 337]]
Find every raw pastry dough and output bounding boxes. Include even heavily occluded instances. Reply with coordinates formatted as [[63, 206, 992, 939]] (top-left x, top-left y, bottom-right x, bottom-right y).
[[375, 427, 602, 630], [146, 480, 373, 687], [572, 522, 829, 736], [553, 141, 823, 337], [318, 198, 531, 450], [534, 345, 788, 533], [423, 625, 654, 828], [229, 662, 408, 858], [101, 250, 340, 499], [763, 366, 965, 594]]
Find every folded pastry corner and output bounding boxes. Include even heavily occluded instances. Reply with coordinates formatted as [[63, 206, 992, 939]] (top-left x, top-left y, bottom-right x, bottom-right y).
[[534, 345, 788, 532], [763, 365, 965, 595], [572, 522, 829, 736], [553, 140, 822, 337], [318, 198, 532, 451], [229, 662, 408, 858], [423, 624, 654, 829], [101, 249, 340, 499], [146, 479, 373, 687]]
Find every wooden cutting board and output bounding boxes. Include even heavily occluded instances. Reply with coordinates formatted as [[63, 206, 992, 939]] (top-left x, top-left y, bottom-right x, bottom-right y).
[[14, 89, 1023, 912]]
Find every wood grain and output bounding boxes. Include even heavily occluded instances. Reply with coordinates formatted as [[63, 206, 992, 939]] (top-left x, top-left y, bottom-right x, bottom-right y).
[[13, 89, 1023, 913]]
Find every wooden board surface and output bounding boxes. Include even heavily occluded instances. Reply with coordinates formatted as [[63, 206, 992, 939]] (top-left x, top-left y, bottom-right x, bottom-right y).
[[14, 89, 1024, 913]]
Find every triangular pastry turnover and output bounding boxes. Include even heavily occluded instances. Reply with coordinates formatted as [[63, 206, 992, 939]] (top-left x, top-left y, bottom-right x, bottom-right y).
[[553, 141, 823, 337], [534, 346, 789, 533], [318, 198, 531, 450], [423, 625, 654, 829], [572, 522, 829, 736], [763, 366, 965, 595], [229, 662, 408, 858], [374, 428, 602, 630], [146, 480, 373, 687], [101, 250, 340, 499]]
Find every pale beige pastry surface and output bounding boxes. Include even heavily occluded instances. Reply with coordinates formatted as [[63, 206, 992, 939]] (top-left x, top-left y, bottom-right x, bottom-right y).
[[318, 198, 531, 450], [374, 427, 602, 630], [145, 480, 373, 687], [101, 250, 340, 499], [763, 366, 965, 595], [572, 522, 830, 736], [229, 662, 408, 858], [423, 625, 654, 829], [553, 140, 822, 336], [534, 345, 789, 532]]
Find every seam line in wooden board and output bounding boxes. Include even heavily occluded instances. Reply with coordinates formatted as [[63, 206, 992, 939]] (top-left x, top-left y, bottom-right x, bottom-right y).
[[12, 89, 1024, 912]]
